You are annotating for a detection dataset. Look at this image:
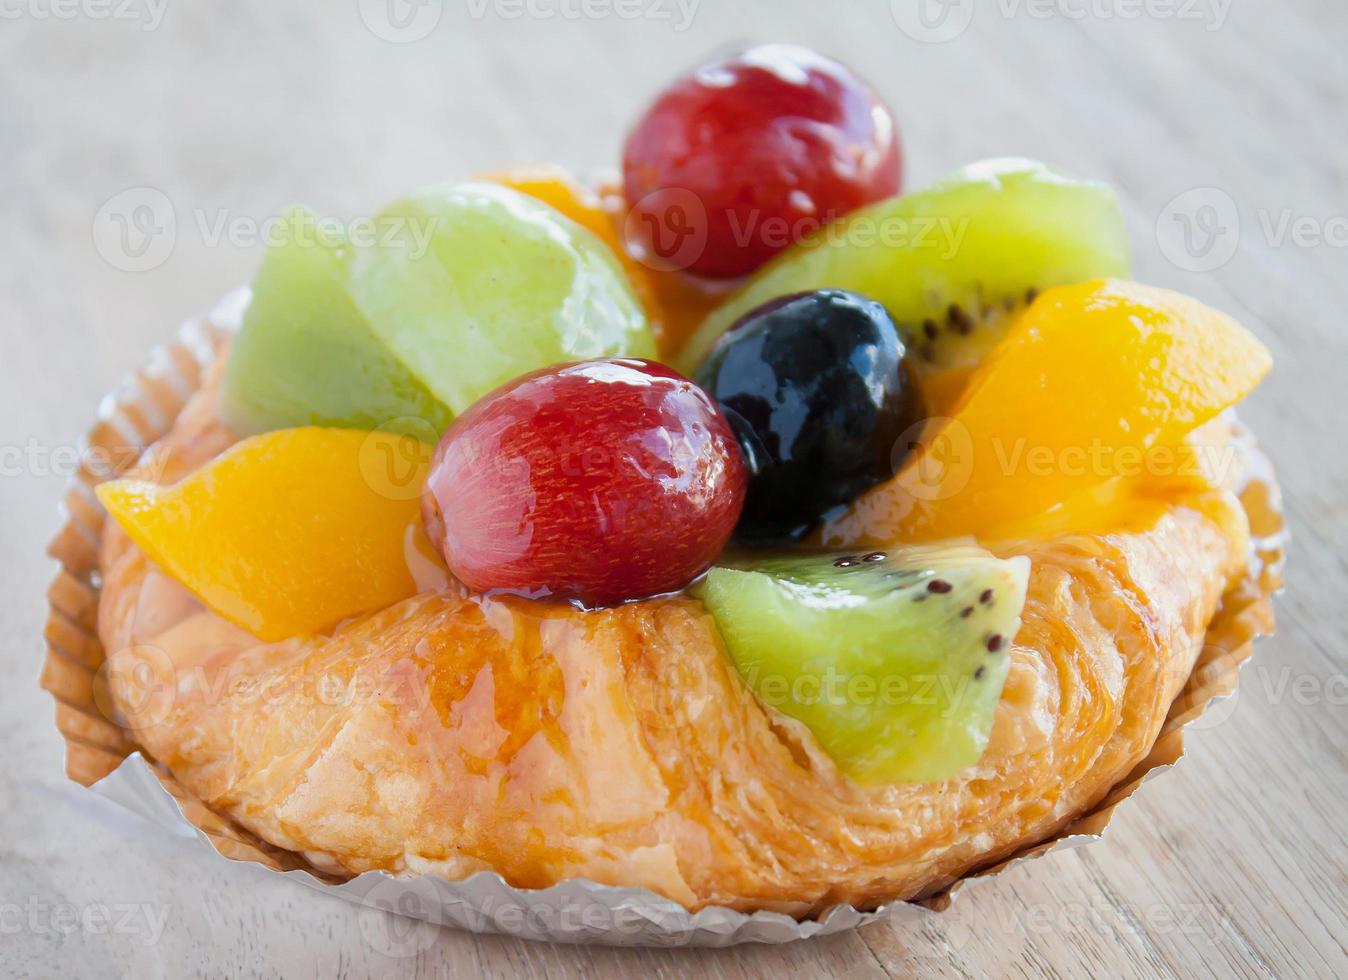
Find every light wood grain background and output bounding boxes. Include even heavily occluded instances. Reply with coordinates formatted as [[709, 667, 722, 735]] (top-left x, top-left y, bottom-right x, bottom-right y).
[[3, 1, 1346, 976]]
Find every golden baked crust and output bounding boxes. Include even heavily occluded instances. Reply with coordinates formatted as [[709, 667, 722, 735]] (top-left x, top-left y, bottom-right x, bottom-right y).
[[97, 358, 1253, 915]]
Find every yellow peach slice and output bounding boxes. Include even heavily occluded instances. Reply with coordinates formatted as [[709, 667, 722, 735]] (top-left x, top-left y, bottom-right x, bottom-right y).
[[822, 279, 1272, 546], [97, 427, 440, 641]]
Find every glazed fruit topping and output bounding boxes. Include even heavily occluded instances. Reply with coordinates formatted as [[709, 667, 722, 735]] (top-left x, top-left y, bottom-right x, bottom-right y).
[[823, 279, 1274, 546], [421, 358, 747, 607], [221, 183, 654, 440], [694, 543, 1030, 783], [676, 158, 1131, 395], [96, 428, 442, 641], [623, 43, 901, 279], [695, 289, 923, 543]]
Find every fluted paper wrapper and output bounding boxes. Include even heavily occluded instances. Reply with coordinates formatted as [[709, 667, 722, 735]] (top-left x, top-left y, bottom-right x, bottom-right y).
[[41, 293, 1285, 946]]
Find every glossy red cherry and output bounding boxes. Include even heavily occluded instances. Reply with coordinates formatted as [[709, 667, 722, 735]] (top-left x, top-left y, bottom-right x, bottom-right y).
[[622, 43, 902, 279], [422, 359, 747, 606]]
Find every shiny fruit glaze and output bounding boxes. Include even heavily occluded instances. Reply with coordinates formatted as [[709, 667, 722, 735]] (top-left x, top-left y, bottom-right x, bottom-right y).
[[485, 166, 665, 340], [822, 279, 1274, 546], [622, 44, 901, 279], [422, 359, 747, 607], [489, 166, 741, 359], [696, 289, 923, 544], [96, 428, 442, 642]]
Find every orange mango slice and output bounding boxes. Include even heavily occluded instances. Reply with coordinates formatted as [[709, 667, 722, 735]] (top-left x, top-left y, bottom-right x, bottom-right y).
[[97, 427, 440, 641], [822, 279, 1272, 546]]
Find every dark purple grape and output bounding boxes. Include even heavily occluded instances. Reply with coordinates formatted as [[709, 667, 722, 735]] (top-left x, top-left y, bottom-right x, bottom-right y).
[[694, 289, 923, 543]]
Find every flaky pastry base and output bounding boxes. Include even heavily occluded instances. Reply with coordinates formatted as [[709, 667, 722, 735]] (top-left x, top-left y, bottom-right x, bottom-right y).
[[96, 354, 1260, 915]]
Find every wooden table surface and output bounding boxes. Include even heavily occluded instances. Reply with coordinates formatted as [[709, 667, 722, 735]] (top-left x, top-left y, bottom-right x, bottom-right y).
[[3, 2, 1345, 976]]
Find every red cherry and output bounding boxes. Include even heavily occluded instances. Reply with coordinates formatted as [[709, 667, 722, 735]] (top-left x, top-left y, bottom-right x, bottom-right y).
[[622, 44, 901, 279], [422, 359, 747, 606]]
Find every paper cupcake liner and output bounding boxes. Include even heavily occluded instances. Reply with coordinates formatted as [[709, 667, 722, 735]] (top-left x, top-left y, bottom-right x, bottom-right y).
[[40, 292, 1285, 946]]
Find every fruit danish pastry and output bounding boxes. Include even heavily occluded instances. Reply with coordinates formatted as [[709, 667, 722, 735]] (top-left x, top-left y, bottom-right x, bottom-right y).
[[92, 44, 1275, 915]]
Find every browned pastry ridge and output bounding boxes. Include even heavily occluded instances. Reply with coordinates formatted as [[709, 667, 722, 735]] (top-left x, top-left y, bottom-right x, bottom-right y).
[[96, 354, 1259, 915]]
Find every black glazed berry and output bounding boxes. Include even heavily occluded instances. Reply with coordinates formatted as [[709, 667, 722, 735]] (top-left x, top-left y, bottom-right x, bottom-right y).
[[694, 289, 924, 543]]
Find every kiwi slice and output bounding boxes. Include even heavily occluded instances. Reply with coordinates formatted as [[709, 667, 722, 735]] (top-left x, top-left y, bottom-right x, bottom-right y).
[[694, 544, 1030, 784], [676, 158, 1130, 378]]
